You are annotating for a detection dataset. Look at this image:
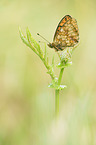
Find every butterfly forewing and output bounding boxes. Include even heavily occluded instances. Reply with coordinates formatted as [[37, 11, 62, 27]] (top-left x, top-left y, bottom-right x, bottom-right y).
[[53, 15, 72, 41], [52, 15, 79, 51]]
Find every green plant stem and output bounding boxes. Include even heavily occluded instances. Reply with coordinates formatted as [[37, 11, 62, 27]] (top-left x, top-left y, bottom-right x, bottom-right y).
[[43, 60, 55, 80], [55, 89, 59, 117], [58, 68, 64, 85], [55, 68, 64, 118]]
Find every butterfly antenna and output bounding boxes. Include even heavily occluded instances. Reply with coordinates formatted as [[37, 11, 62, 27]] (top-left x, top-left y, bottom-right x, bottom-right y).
[[37, 33, 50, 44]]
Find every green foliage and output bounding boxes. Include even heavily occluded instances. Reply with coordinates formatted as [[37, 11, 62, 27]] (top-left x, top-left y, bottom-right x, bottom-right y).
[[19, 27, 77, 117], [48, 83, 67, 90], [19, 27, 74, 86], [19, 27, 56, 80], [57, 61, 72, 69]]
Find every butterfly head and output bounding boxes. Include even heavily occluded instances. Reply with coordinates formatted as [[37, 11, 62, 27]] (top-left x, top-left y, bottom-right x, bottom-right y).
[[48, 43, 60, 51], [48, 42, 63, 51], [47, 43, 54, 48]]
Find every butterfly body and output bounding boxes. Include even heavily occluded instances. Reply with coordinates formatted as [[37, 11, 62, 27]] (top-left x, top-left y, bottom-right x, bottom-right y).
[[48, 15, 79, 51], [48, 42, 62, 51]]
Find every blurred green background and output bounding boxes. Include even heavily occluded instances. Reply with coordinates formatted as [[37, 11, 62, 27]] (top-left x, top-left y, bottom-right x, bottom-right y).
[[0, 0, 96, 145]]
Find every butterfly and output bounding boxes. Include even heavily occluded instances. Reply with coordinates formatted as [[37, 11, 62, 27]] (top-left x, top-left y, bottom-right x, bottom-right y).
[[37, 15, 79, 51]]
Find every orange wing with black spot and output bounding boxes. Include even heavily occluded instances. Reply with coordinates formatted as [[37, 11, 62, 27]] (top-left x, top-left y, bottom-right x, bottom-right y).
[[53, 15, 72, 40], [53, 15, 79, 50]]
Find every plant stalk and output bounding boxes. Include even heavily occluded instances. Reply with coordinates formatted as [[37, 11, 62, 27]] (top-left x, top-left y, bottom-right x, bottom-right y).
[[55, 68, 64, 118], [55, 89, 59, 117], [58, 68, 64, 85]]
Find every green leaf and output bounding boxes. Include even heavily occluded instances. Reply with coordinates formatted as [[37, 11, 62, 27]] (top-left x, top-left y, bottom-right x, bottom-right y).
[[48, 78, 67, 90], [19, 27, 31, 47], [44, 43, 47, 60], [57, 61, 72, 69], [48, 83, 67, 90], [47, 56, 49, 65], [26, 28, 39, 48], [52, 55, 54, 67], [19, 27, 56, 81], [26, 28, 43, 56]]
